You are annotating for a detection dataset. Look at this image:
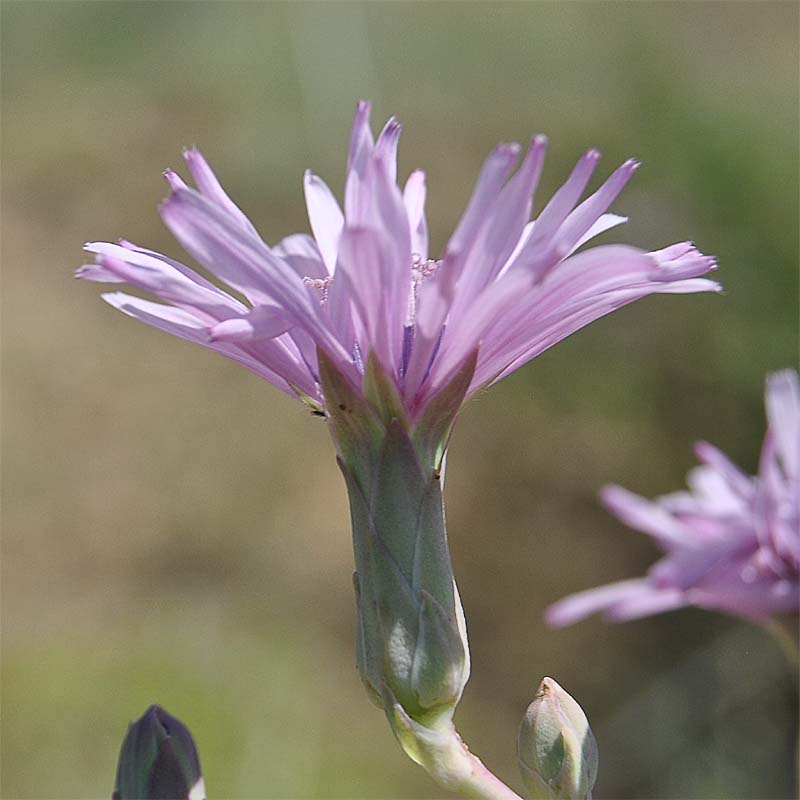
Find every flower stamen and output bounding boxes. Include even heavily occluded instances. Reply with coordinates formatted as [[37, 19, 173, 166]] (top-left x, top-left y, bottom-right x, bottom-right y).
[[303, 275, 333, 305], [411, 253, 441, 283], [408, 253, 443, 325]]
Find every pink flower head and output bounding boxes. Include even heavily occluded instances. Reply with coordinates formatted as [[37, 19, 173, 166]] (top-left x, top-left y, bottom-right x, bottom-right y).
[[78, 101, 719, 417], [547, 369, 800, 626]]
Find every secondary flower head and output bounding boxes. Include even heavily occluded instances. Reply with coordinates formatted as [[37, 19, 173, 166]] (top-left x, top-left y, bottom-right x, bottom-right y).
[[78, 100, 719, 422], [547, 369, 800, 626]]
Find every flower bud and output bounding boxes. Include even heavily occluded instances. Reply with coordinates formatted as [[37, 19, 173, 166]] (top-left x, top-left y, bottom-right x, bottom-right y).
[[517, 678, 598, 800], [113, 705, 205, 800]]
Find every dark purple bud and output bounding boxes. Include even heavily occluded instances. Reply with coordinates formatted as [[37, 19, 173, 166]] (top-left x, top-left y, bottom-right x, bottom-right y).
[[113, 705, 205, 800]]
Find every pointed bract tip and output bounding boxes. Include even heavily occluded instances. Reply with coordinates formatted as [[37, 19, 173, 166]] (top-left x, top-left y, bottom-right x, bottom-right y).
[[537, 676, 558, 697], [518, 677, 598, 800]]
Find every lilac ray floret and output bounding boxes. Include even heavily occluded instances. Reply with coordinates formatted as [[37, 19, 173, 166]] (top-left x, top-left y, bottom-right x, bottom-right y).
[[303, 170, 343, 276], [546, 369, 800, 626], [77, 99, 719, 417]]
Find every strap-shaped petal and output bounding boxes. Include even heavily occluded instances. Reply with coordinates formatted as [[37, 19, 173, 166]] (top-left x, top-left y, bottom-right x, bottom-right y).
[[304, 171, 344, 275], [182, 148, 260, 237]]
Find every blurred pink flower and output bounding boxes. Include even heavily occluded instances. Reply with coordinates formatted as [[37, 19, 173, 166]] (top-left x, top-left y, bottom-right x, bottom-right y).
[[78, 101, 719, 417], [547, 369, 800, 626]]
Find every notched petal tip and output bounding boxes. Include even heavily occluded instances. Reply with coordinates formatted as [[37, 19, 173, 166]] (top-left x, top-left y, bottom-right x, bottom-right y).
[[649, 241, 718, 281], [766, 367, 800, 397], [181, 145, 203, 162], [351, 100, 373, 134], [162, 168, 186, 191], [382, 116, 402, 135], [182, 146, 210, 173], [522, 135, 548, 167], [76, 253, 123, 282], [495, 141, 522, 158]]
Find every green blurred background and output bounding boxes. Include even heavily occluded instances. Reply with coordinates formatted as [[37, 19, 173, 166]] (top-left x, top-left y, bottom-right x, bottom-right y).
[[2, 2, 798, 797]]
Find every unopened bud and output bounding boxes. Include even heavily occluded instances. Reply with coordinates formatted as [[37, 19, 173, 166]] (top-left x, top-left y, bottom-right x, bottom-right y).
[[113, 705, 205, 800], [517, 678, 598, 800]]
